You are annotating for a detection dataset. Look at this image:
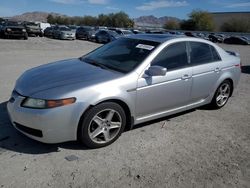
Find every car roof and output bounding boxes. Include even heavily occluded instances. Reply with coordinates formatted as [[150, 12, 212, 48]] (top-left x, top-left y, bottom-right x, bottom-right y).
[[127, 34, 185, 43]]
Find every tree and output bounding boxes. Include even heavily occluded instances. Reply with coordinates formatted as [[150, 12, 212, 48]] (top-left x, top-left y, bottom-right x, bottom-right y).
[[180, 10, 215, 31], [164, 20, 180, 30], [221, 19, 250, 32], [47, 14, 55, 24], [189, 10, 214, 31], [180, 19, 196, 30], [46, 12, 134, 28]]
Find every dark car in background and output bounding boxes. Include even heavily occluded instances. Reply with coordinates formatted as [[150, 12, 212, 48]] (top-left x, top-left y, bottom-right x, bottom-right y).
[[76, 26, 95, 40], [44, 26, 55, 38], [95, 30, 120, 43], [208, 34, 225, 43], [224, 36, 249, 45], [0, 21, 28, 40], [23, 22, 43, 37]]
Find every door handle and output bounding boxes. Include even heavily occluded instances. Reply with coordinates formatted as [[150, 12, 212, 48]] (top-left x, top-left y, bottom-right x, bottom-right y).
[[181, 74, 191, 80], [214, 67, 220, 72]]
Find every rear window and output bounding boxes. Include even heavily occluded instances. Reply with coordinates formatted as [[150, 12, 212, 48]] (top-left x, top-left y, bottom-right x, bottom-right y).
[[211, 46, 221, 61], [189, 42, 221, 65]]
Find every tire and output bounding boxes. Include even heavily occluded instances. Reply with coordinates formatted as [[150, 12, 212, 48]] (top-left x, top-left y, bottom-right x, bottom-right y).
[[210, 80, 232, 109], [79, 102, 126, 148], [96, 37, 100, 43], [23, 33, 28, 40]]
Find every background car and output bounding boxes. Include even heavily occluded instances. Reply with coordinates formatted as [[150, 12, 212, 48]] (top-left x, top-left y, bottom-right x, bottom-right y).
[[208, 34, 225, 43], [23, 22, 43, 37], [36, 22, 51, 33], [43, 26, 55, 38], [224, 36, 249, 45], [0, 21, 28, 40], [95, 30, 120, 43], [53, 26, 75, 40], [114, 29, 134, 36], [76, 26, 95, 40]]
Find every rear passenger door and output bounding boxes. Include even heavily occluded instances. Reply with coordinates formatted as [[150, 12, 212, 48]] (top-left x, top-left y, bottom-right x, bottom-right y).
[[189, 42, 222, 103]]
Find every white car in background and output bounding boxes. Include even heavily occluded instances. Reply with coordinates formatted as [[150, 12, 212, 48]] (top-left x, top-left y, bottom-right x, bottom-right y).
[[35, 22, 51, 33]]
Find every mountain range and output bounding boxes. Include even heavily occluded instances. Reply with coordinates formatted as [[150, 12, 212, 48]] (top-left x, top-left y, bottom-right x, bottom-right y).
[[4, 11, 180, 27]]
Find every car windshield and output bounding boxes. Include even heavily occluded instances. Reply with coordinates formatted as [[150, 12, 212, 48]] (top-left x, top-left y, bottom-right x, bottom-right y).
[[60, 27, 71, 31], [80, 38, 159, 73], [5, 21, 21, 26], [108, 30, 119, 37], [26, 22, 39, 26]]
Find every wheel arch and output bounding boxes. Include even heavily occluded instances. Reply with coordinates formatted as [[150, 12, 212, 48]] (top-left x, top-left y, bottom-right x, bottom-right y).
[[77, 98, 134, 141]]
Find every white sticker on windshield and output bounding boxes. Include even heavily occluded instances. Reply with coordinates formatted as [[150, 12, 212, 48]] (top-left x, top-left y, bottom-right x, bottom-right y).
[[136, 44, 155, 50]]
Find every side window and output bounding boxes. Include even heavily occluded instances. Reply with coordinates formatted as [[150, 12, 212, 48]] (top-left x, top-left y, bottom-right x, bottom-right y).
[[152, 42, 188, 71], [189, 42, 214, 65], [210, 46, 221, 61]]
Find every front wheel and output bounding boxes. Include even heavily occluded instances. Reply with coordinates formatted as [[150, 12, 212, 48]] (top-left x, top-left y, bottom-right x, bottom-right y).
[[210, 80, 232, 109], [79, 102, 126, 148], [23, 33, 28, 40]]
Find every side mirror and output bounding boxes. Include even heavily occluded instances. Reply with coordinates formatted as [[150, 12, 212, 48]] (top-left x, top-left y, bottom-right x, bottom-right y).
[[145, 66, 167, 76]]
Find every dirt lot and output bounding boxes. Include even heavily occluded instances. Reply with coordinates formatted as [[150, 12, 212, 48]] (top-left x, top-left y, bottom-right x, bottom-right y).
[[0, 37, 249, 188]]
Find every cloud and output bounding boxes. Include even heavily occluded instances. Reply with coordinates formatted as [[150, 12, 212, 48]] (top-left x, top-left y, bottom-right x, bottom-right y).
[[136, 0, 188, 11], [225, 2, 250, 8], [88, 0, 108, 4], [106, 6, 119, 10], [50, 0, 108, 5], [50, 0, 84, 4]]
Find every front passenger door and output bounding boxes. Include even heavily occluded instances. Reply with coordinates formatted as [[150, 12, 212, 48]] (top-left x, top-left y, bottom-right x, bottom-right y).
[[136, 42, 193, 120]]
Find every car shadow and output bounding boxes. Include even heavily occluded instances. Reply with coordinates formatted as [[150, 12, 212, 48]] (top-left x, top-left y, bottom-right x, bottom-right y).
[[0, 101, 196, 154], [241, 65, 250, 74]]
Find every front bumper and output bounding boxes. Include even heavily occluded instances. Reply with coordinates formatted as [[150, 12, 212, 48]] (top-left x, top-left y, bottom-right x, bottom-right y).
[[27, 30, 42, 35], [60, 34, 75, 40], [7, 92, 85, 143], [4, 31, 27, 37]]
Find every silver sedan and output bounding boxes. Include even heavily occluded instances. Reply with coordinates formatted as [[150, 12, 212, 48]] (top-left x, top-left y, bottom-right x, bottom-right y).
[[7, 34, 241, 148]]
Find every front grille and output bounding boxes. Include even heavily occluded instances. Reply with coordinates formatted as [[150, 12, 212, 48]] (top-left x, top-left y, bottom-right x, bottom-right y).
[[15, 122, 43, 137]]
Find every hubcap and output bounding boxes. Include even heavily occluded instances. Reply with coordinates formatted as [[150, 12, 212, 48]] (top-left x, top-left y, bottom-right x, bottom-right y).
[[216, 83, 230, 107], [88, 109, 122, 144]]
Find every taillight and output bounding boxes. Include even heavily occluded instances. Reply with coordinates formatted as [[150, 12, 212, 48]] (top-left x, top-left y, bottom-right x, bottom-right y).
[[235, 61, 242, 72]]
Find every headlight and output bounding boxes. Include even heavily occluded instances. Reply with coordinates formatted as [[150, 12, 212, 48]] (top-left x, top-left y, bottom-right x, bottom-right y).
[[6, 28, 12, 32], [21, 97, 76, 109], [22, 29, 26, 32]]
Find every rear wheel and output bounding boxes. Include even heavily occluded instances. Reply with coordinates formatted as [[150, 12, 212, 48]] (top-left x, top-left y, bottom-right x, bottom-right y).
[[210, 80, 232, 109], [79, 102, 126, 148]]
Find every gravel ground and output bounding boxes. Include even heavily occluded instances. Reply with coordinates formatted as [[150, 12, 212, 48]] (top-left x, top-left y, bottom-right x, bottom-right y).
[[0, 37, 249, 188]]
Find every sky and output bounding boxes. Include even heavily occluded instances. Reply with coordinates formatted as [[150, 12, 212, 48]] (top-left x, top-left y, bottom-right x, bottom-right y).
[[0, 0, 250, 19]]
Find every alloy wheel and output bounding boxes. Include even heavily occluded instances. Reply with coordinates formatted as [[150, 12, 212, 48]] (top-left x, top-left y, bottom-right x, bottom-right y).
[[216, 82, 231, 107], [88, 109, 122, 144]]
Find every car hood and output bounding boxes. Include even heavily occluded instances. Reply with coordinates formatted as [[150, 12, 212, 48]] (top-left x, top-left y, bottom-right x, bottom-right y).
[[61, 31, 75, 34], [15, 58, 122, 96], [4, 26, 24, 29]]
